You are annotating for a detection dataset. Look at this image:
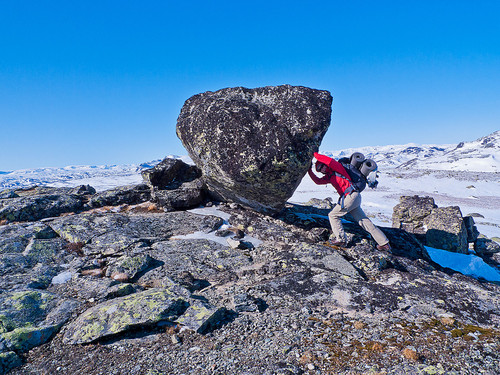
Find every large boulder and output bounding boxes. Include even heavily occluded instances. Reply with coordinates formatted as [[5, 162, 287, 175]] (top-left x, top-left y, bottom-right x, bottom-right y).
[[176, 85, 332, 214]]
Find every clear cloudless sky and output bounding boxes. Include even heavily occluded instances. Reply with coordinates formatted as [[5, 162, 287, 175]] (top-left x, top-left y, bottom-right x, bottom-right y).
[[1, 1, 499, 171]]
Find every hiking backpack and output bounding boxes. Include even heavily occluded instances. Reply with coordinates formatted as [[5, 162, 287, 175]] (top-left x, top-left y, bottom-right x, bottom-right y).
[[339, 158, 367, 192]]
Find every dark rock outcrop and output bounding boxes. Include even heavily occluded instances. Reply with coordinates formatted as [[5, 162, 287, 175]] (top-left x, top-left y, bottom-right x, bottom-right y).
[[392, 195, 471, 253], [176, 85, 332, 214], [141, 158, 201, 190], [141, 157, 207, 211], [392, 195, 437, 239], [424, 206, 468, 253], [87, 184, 151, 209]]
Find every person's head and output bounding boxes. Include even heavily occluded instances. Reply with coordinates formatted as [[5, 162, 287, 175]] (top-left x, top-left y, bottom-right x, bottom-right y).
[[315, 161, 327, 174]]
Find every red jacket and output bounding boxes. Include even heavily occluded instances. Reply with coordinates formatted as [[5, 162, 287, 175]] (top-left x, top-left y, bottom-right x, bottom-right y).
[[308, 152, 353, 196]]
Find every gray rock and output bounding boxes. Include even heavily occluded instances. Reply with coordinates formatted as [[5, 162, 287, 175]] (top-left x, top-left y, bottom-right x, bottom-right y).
[[392, 195, 437, 235], [22, 238, 68, 266], [0, 290, 78, 360], [174, 298, 226, 333], [0, 351, 23, 374], [0, 254, 28, 276], [176, 85, 332, 214], [139, 239, 252, 288], [49, 211, 223, 255], [233, 293, 265, 313], [152, 179, 206, 211], [303, 197, 335, 210], [0, 194, 85, 223], [424, 206, 468, 253], [475, 238, 500, 255], [0, 324, 59, 352], [27, 264, 61, 289], [63, 288, 189, 344], [0, 222, 57, 255], [106, 254, 154, 280], [464, 216, 480, 243], [87, 184, 151, 209], [141, 157, 201, 190]]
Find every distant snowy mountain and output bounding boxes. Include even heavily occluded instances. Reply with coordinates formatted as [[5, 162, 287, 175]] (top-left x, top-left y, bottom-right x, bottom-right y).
[[322, 130, 500, 172], [0, 159, 165, 192]]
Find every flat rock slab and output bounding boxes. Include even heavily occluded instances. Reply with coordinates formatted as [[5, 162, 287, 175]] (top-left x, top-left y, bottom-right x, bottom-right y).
[[0, 290, 79, 356], [0, 222, 57, 254], [0, 194, 85, 223], [49, 211, 223, 255], [63, 287, 225, 344], [174, 299, 226, 334], [63, 288, 188, 344], [176, 85, 332, 214]]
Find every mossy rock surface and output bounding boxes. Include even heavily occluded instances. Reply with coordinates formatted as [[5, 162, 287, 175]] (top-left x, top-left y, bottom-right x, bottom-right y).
[[63, 288, 189, 344]]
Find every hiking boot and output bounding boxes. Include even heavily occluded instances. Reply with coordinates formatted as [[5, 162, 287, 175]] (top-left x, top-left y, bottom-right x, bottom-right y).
[[376, 243, 392, 251]]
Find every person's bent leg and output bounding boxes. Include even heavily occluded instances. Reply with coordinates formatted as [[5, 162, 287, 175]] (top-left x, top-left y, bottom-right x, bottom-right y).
[[349, 202, 389, 246], [328, 204, 347, 243]]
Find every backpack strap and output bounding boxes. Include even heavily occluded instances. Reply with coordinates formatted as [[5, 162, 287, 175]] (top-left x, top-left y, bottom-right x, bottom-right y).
[[338, 184, 355, 208]]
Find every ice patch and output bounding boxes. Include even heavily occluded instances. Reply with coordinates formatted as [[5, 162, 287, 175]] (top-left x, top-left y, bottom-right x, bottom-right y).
[[426, 246, 500, 283]]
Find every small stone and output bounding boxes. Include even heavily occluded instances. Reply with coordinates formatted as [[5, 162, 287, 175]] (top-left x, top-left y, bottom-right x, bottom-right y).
[[51, 271, 73, 285], [171, 334, 181, 344], [307, 364, 315, 370], [402, 348, 419, 361], [226, 238, 241, 249], [111, 272, 130, 282], [353, 321, 366, 330], [81, 269, 104, 277], [439, 316, 455, 326]]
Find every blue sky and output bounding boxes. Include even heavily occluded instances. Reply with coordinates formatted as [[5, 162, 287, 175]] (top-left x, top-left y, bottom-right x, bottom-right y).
[[1, 1, 499, 171]]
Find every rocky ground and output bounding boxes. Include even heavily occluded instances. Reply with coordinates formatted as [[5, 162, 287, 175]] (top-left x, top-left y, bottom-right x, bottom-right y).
[[1, 183, 500, 375]]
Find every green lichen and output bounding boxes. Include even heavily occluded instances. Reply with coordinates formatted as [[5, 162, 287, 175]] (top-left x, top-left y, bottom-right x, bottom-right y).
[[0, 315, 15, 334], [77, 321, 106, 343], [1, 325, 58, 352]]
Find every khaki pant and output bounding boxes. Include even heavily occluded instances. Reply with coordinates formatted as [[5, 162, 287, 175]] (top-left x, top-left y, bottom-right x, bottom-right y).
[[328, 192, 389, 246]]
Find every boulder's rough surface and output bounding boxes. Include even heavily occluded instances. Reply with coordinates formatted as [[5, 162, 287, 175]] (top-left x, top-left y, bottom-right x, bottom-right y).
[[63, 286, 225, 344], [87, 184, 151, 209], [424, 206, 468, 253], [151, 178, 206, 211], [176, 85, 332, 214], [141, 158, 201, 190], [392, 195, 470, 253], [0, 194, 85, 223], [392, 195, 437, 236]]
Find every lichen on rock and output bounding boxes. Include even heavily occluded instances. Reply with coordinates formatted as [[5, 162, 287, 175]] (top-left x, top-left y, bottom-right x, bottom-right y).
[[176, 85, 332, 214]]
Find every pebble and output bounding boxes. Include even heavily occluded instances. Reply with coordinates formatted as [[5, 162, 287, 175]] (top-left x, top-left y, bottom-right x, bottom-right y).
[[111, 272, 130, 282], [81, 268, 104, 277], [171, 335, 181, 345]]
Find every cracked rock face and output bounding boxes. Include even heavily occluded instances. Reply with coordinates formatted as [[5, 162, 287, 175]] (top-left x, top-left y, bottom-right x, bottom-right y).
[[176, 85, 332, 214]]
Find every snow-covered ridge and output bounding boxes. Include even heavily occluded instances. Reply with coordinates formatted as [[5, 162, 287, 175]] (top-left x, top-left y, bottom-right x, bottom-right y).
[[0, 160, 161, 192], [322, 130, 500, 172]]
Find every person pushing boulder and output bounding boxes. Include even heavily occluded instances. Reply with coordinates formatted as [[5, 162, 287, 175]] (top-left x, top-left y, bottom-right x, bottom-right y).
[[308, 152, 391, 250]]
